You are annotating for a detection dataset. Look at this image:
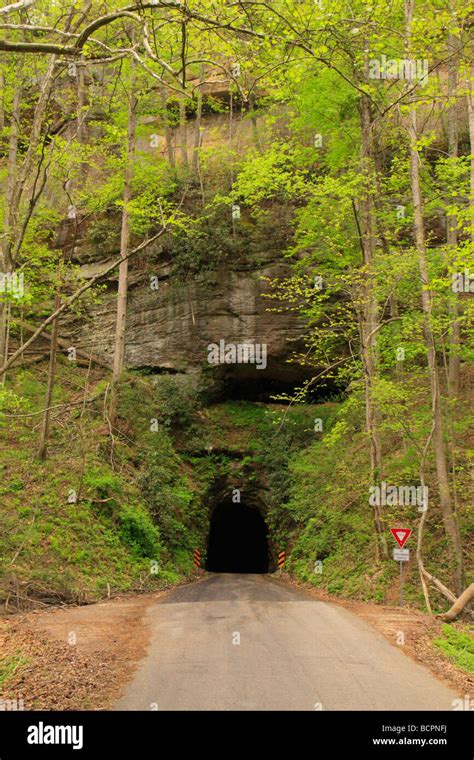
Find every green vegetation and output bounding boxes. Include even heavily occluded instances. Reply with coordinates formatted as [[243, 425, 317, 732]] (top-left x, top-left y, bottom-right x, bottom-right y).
[[283, 389, 473, 607], [0, 650, 28, 689], [0, 0, 472, 655], [1, 358, 472, 618], [0, 366, 209, 605], [433, 625, 474, 674]]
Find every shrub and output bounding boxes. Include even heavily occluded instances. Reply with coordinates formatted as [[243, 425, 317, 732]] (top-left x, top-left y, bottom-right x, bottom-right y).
[[119, 505, 163, 559], [150, 374, 201, 429]]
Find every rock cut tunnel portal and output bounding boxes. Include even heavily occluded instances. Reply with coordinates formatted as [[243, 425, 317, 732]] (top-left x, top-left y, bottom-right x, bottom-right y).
[[206, 497, 270, 573]]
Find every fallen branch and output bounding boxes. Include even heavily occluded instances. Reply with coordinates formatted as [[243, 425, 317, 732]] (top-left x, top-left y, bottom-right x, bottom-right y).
[[15, 319, 111, 370], [416, 428, 434, 615], [438, 583, 474, 622]]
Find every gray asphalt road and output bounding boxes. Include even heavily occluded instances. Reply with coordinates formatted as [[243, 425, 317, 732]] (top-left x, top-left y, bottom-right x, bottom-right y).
[[116, 573, 458, 711]]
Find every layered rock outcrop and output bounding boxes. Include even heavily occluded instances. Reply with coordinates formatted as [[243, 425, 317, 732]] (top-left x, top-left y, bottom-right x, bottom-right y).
[[60, 226, 309, 395]]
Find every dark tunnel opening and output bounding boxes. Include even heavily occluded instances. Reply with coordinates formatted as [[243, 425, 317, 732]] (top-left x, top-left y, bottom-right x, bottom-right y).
[[213, 368, 344, 403], [206, 499, 270, 573]]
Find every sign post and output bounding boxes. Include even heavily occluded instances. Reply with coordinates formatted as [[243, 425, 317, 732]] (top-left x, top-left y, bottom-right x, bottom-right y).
[[390, 529, 412, 608], [277, 550, 285, 575], [400, 553, 403, 607], [193, 548, 201, 576]]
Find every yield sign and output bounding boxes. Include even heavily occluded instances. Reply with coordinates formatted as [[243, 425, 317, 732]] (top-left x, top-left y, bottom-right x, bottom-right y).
[[391, 528, 412, 548]]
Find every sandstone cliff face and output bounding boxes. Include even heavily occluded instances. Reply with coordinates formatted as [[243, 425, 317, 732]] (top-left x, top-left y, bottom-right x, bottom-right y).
[[57, 104, 310, 395], [61, 232, 309, 395]]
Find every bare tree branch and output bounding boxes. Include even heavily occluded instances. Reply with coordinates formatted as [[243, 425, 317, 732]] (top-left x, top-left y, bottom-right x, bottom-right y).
[[0, 0, 36, 15], [0, 226, 168, 377]]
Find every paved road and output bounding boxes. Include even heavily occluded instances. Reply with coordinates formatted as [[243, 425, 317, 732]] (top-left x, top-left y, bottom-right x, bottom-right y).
[[116, 574, 458, 711]]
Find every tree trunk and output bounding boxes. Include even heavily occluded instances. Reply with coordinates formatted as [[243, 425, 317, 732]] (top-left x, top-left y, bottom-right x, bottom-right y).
[[0, 55, 5, 133], [76, 65, 86, 145], [192, 75, 204, 174], [0, 75, 22, 376], [249, 92, 262, 152], [110, 62, 138, 422], [405, 0, 464, 593], [179, 95, 189, 169], [447, 29, 460, 396], [10, 57, 57, 261], [160, 85, 175, 169], [37, 293, 61, 461], [358, 88, 387, 559], [467, 64, 474, 243]]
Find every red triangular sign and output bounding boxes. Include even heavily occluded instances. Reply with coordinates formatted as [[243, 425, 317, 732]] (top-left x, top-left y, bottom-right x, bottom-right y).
[[391, 528, 412, 548]]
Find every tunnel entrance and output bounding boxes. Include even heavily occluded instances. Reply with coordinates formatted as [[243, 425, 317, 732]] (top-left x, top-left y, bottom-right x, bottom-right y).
[[206, 498, 270, 573]]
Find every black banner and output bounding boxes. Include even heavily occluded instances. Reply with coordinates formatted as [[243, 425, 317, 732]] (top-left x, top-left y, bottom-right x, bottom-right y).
[[0, 711, 471, 758]]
